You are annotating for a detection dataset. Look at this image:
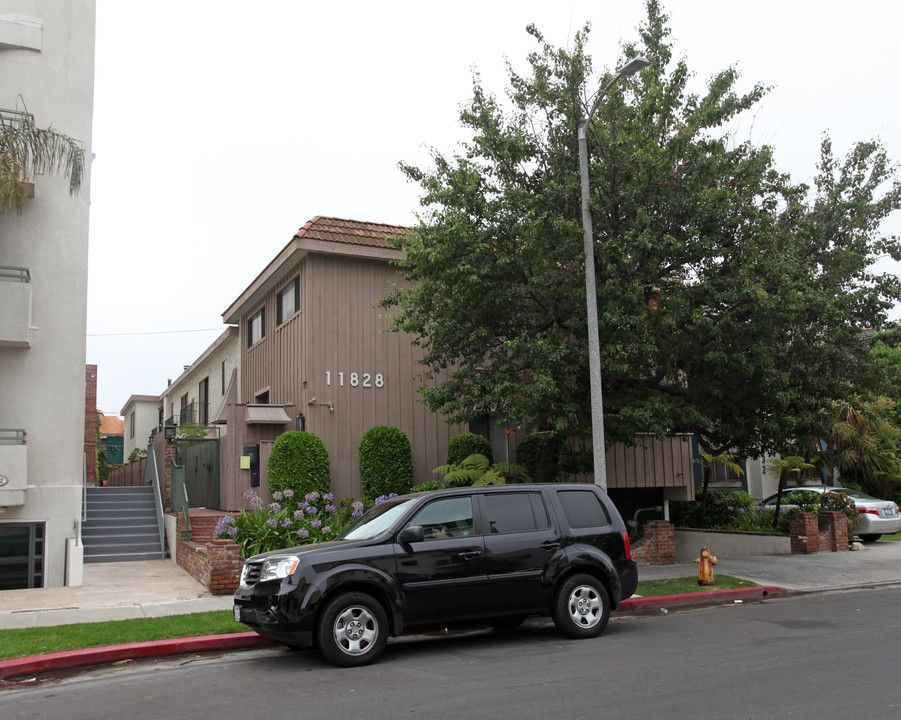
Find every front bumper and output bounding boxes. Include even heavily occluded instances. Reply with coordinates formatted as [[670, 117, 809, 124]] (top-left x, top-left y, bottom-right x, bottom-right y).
[[233, 579, 320, 649]]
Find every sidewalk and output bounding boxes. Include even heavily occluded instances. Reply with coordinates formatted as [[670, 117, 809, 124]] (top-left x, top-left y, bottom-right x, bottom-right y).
[[2, 543, 901, 680], [0, 560, 233, 630]]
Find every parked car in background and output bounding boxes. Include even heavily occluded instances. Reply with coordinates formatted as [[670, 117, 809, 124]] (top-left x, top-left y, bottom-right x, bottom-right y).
[[762, 486, 901, 542], [233, 484, 638, 666]]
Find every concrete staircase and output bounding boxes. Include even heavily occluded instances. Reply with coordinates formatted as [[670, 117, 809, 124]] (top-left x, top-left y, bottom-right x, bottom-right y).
[[82, 486, 165, 563]]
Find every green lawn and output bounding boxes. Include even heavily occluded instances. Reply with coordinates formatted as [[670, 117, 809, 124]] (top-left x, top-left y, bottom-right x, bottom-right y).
[[880, 532, 901, 542], [0, 611, 239, 661], [634, 574, 758, 597]]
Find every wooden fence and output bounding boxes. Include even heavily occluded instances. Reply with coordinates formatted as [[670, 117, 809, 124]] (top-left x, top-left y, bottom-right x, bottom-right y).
[[106, 457, 146, 486]]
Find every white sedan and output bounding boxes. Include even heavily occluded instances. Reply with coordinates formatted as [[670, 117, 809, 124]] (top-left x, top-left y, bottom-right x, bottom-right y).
[[762, 486, 901, 542]]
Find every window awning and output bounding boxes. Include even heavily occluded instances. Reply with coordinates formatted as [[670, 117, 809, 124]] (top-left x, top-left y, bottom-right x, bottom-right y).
[[244, 404, 292, 425]]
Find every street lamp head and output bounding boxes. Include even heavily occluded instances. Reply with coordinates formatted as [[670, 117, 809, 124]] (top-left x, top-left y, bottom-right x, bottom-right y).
[[617, 56, 650, 79]]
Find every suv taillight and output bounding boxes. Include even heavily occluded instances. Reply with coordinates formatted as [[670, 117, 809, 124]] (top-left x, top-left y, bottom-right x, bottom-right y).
[[622, 530, 632, 559]]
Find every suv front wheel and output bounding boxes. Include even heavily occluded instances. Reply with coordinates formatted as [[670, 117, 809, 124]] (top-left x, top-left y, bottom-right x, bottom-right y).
[[317, 592, 389, 667], [552, 574, 610, 639]]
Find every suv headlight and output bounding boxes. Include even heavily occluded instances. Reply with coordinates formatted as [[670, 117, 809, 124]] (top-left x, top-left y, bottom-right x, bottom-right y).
[[260, 555, 300, 582]]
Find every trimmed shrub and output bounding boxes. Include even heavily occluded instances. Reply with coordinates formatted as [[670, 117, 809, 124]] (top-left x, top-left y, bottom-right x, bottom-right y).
[[412, 480, 444, 493], [268, 431, 330, 498], [359, 426, 413, 503], [447, 432, 492, 465]]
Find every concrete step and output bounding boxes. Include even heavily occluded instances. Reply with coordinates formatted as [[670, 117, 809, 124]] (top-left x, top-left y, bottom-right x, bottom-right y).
[[81, 527, 160, 545], [83, 540, 163, 554], [85, 507, 157, 519], [84, 551, 164, 563], [82, 523, 157, 534]]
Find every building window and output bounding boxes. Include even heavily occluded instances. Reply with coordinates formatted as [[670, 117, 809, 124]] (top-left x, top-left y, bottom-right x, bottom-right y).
[[248, 308, 265, 347], [0, 523, 45, 590], [709, 461, 745, 488], [128, 411, 135, 439], [198, 377, 209, 425], [277, 277, 300, 325], [221, 360, 227, 394]]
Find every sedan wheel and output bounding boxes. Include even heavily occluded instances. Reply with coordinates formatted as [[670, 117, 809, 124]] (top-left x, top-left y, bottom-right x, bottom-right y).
[[860, 534, 882, 543], [552, 574, 609, 639], [317, 592, 388, 667]]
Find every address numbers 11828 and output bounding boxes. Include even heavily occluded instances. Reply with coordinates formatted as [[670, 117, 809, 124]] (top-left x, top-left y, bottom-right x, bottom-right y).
[[325, 371, 384, 388]]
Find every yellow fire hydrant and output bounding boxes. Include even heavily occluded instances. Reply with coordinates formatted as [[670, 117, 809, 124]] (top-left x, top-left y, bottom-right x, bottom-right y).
[[693, 546, 718, 586]]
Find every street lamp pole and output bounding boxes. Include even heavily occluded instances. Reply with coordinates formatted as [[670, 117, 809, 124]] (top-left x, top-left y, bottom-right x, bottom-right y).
[[578, 56, 649, 491]]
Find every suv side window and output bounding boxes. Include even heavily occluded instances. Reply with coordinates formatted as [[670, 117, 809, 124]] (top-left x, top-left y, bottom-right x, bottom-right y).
[[484, 492, 549, 534], [556, 490, 611, 529], [407, 497, 474, 540]]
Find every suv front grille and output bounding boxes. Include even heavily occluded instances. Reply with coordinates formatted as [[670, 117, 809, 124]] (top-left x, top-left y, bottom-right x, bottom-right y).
[[242, 561, 263, 587]]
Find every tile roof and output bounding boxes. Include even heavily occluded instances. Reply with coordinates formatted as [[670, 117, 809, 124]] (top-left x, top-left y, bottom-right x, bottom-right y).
[[294, 216, 410, 249], [100, 415, 124, 435]]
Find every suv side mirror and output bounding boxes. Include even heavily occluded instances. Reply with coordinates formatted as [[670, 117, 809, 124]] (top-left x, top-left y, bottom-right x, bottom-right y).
[[398, 526, 424, 545]]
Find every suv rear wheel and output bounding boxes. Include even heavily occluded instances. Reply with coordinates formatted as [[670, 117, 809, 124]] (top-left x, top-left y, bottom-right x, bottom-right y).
[[317, 592, 388, 667], [552, 574, 609, 639]]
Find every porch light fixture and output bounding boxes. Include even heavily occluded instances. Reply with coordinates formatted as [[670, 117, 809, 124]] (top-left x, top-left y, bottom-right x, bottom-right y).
[[163, 420, 177, 443]]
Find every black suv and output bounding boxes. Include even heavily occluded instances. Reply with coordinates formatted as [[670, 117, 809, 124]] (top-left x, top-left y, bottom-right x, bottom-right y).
[[233, 484, 638, 666]]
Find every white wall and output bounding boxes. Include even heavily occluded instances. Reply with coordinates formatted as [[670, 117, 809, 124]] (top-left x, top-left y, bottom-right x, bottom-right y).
[[0, 0, 96, 587]]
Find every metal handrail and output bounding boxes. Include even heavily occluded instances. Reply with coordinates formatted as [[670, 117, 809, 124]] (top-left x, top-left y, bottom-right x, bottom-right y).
[[0, 266, 31, 283], [0, 429, 26, 445], [145, 445, 167, 559]]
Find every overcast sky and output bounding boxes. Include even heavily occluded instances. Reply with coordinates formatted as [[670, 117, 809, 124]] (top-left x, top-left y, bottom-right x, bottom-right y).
[[86, 0, 901, 415]]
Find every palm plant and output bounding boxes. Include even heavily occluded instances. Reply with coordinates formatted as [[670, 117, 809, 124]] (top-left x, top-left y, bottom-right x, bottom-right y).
[[0, 101, 85, 214], [767, 455, 816, 528], [817, 396, 901, 499], [695, 452, 745, 528]]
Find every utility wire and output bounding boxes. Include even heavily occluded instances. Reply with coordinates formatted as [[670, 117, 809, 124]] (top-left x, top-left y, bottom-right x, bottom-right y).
[[87, 327, 227, 337]]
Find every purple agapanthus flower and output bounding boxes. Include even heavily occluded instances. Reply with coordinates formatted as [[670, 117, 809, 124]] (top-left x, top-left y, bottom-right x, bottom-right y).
[[266, 518, 278, 528], [311, 519, 322, 529], [297, 528, 310, 539]]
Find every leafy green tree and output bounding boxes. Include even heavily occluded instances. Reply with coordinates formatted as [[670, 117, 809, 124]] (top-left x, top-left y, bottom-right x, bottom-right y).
[[0, 101, 85, 214], [382, 1, 901, 479]]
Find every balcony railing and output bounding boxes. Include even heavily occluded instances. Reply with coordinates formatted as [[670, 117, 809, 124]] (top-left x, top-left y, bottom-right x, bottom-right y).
[[0, 266, 30, 283], [0, 429, 27, 445]]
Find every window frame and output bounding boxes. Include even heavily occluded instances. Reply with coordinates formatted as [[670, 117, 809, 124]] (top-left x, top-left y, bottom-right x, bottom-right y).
[[276, 277, 300, 326], [248, 307, 265, 347]]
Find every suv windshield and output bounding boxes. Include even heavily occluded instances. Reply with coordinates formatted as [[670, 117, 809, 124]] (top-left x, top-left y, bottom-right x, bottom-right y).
[[340, 497, 418, 540]]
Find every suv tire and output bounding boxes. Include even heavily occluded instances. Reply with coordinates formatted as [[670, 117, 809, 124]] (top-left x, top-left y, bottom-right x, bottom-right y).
[[552, 574, 610, 639], [317, 592, 388, 667]]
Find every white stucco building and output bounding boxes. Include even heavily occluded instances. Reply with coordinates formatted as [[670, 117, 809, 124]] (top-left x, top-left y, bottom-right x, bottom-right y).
[[0, 1, 95, 589]]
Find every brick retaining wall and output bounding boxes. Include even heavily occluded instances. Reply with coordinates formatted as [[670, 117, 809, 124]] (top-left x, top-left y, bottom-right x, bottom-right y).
[[172, 511, 242, 595]]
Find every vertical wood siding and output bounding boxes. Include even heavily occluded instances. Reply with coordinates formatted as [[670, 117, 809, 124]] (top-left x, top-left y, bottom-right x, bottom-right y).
[[607, 434, 694, 495], [236, 253, 462, 501]]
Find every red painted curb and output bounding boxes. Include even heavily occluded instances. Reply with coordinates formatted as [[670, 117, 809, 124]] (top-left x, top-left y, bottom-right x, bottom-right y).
[[0, 632, 278, 681], [616, 585, 788, 613]]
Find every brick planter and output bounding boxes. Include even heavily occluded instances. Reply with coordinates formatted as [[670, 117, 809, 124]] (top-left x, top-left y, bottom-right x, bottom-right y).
[[632, 520, 676, 566], [789, 511, 849, 554], [172, 511, 243, 595]]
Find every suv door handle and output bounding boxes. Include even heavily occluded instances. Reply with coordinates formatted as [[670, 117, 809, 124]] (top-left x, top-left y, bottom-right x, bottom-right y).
[[540, 541, 561, 551], [458, 550, 482, 561]]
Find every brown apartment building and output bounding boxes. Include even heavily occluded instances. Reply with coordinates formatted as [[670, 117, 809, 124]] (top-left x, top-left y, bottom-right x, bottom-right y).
[[214, 216, 465, 508]]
